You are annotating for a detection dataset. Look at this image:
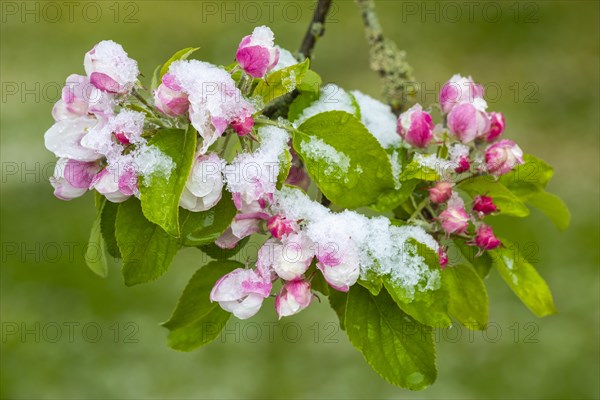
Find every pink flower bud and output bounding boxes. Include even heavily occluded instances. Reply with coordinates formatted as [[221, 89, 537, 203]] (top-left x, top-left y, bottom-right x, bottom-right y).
[[447, 99, 490, 143], [235, 26, 280, 78], [153, 73, 189, 117], [438, 205, 470, 235], [231, 114, 254, 136], [397, 104, 435, 148], [50, 158, 100, 200], [472, 195, 497, 215], [438, 247, 448, 268], [275, 280, 313, 319], [180, 153, 223, 212], [84, 40, 139, 94], [316, 242, 360, 292], [267, 214, 297, 239], [439, 74, 485, 114], [485, 139, 524, 176], [210, 268, 272, 320], [455, 155, 470, 173], [473, 225, 501, 250], [428, 181, 454, 203], [117, 165, 139, 196], [272, 233, 314, 281], [90, 166, 130, 203], [486, 112, 505, 141]]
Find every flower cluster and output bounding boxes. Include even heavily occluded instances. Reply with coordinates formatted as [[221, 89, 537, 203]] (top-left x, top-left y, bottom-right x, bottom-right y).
[[397, 74, 525, 266]]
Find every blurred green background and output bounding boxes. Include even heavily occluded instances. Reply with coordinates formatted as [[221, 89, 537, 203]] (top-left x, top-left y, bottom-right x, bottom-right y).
[[1, 1, 598, 398]]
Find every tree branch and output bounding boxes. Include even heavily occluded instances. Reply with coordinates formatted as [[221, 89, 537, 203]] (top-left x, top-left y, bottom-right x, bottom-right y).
[[299, 0, 333, 59], [355, 0, 417, 114], [263, 0, 333, 118]]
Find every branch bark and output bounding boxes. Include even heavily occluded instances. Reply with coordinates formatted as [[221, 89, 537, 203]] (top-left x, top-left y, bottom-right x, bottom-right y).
[[263, 0, 333, 118], [355, 0, 417, 114], [299, 0, 333, 59]]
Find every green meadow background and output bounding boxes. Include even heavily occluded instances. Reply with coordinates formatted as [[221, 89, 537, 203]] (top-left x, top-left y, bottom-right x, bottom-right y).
[[1, 1, 598, 398]]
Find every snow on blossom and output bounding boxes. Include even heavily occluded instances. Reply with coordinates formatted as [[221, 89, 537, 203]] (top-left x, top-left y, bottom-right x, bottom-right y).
[[223, 125, 289, 204], [273, 187, 441, 300], [167, 60, 255, 153], [351, 90, 402, 149], [293, 84, 357, 126]]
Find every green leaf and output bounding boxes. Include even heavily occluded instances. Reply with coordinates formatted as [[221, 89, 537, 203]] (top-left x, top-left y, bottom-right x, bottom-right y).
[[163, 261, 242, 351], [86, 197, 108, 278], [253, 59, 310, 106], [199, 237, 250, 261], [358, 270, 383, 296], [490, 239, 557, 317], [179, 192, 237, 247], [296, 69, 321, 94], [288, 90, 319, 122], [500, 154, 554, 196], [345, 285, 437, 390], [370, 179, 418, 212], [524, 190, 571, 231], [115, 198, 179, 286], [150, 64, 162, 91], [459, 176, 530, 217], [328, 290, 347, 330], [453, 239, 493, 278], [160, 47, 199, 78], [442, 264, 488, 330], [294, 111, 395, 208], [381, 240, 451, 328], [139, 126, 197, 237], [100, 200, 120, 259], [276, 147, 292, 189], [399, 156, 440, 182]]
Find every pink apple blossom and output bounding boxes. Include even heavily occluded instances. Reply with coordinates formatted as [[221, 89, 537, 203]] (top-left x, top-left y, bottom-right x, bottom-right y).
[[50, 158, 100, 200], [439, 74, 484, 114], [485, 139, 524, 176], [473, 224, 501, 250], [235, 26, 280, 78], [153, 73, 189, 117], [316, 241, 360, 292], [180, 153, 223, 212], [210, 268, 272, 320], [486, 112, 506, 141], [396, 104, 434, 148], [275, 280, 313, 319], [429, 181, 454, 203], [84, 40, 139, 94], [472, 195, 497, 215], [447, 99, 491, 143], [266, 214, 297, 239]]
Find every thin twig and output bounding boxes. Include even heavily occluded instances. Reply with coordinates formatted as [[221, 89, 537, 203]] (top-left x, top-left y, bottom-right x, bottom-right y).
[[298, 0, 333, 59], [355, 0, 417, 114], [263, 0, 333, 118]]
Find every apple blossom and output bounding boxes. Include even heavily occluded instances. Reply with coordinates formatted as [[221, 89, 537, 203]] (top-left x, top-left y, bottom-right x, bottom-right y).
[[84, 40, 139, 94], [439, 74, 484, 114], [210, 268, 272, 320], [429, 181, 454, 203], [316, 241, 360, 292], [153, 73, 189, 117], [275, 280, 313, 319], [235, 26, 280, 78], [180, 153, 224, 212], [485, 139, 524, 176], [266, 214, 297, 239], [486, 112, 506, 141], [438, 247, 449, 268], [90, 165, 131, 203], [50, 158, 100, 200], [45, 116, 102, 162], [473, 224, 501, 250], [473, 195, 498, 215], [438, 194, 470, 235], [396, 104, 434, 148], [271, 233, 314, 281], [447, 98, 491, 143]]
